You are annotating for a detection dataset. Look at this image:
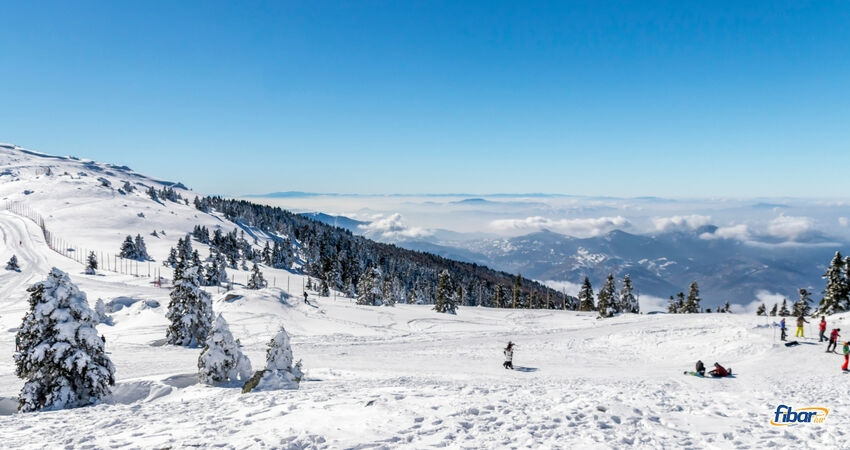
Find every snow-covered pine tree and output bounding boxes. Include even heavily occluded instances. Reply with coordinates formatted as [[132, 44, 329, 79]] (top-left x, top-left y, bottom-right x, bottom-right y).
[[356, 266, 382, 306], [166, 266, 213, 347], [817, 251, 849, 315], [119, 235, 136, 259], [511, 274, 522, 309], [619, 274, 639, 313], [198, 315, 252, 385], [596, 274, 617, 318], [779, 299, 790, 316], [675, 292, 686, 313], [667, 295, 677, 313], [247, 263, 267, 290], [434, 270, 457, 314], [134, 234, 150, 260], [164, 247, 178, 268], [684, 282, 701, 313], [14, 268, 115, 412], [577, 276, 595, 312], [721, 300, 731, 313], [320, 278, 330, 297], [494, 285, 505, 308], [793, 288, 813, 317], [242, 326, 303, 393], [756, 303, 766, 316], [770, 303, 778, 316], [93, 298, 112, 325], [6, 254, 20, 271], [85, 251, 98, 275]]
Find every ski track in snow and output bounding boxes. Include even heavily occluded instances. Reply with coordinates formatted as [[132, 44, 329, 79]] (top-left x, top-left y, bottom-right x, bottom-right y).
[[1, 148, 848, 449]]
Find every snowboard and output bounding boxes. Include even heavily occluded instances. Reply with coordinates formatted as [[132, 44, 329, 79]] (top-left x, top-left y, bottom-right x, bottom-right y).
[[784, 341, 800, 347], [683, 371, 704, 377]]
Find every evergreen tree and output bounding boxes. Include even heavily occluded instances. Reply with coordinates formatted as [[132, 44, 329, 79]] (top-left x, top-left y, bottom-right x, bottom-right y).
[[721, 300, 730, 313], [494, 285, 505, 309], [134, 234, 150, 260], [320, 278, 330, 297], [596, 274, 617, 318], [619, 274, 639, 314], [247, 263, 267, 290], [85, 251, 98, 275], [793, 288, 813, 317], [684, 282, 701, 313], [356, 266, 382, 306], [198, 315, 252, 385], [242, 327, 303, 393], [779, 299, 790, 317], [434, 270, 457, 314], [511, 274, 522, 309], [769, 303, 778, 316], [6, 254, 20, 271], [756, 303, 766, 316], [577, 276, 595, 312], [675, 292, 686, 313], [667, 295, 677, 313], [14, 269, 115, 412], [119, 235, 136, 259], [164, 247, 178, 268], [166, 266, 213, 347], [817, 251, 849, 315]]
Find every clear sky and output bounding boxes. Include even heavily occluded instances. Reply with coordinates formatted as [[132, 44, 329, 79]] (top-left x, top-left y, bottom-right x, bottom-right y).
[[1, 1, 848, 197]]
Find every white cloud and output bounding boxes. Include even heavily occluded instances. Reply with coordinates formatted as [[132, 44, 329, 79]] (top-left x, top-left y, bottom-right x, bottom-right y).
[[767, 215, 813, 240], [652, 215, 712, 232], [489, 216, 629, 237], [639, 295, 670, 313], [730, 290, 788, 314], [700, 224, 750, 241], [359, 213, 432, 240], [541, 280, 582, 296], [839, 217, 849, 227]]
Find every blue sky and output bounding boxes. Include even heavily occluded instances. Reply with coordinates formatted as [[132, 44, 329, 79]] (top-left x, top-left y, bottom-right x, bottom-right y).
[[1, 1, 848, 197]]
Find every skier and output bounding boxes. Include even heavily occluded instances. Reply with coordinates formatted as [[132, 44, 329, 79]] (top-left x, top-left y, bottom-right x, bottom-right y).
[[503, 341, 514, 370], [303, 291, 309, 304], [827, 328, 840, 353], [709, 362, 731, 377], [819, 317, 827, 342], [843, 342, 849, 372], [795, 315, 808, 338], [779, 318, 787, 341]]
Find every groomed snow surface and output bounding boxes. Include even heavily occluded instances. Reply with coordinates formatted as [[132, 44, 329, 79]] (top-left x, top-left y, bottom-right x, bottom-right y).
[[0, 212, 848, 448]]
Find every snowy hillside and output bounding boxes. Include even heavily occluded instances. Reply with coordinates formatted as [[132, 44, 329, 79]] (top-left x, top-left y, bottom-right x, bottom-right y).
[[1, 143, 849, 448]]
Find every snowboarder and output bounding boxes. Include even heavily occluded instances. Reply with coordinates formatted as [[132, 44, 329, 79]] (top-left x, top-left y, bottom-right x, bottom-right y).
[[827, 329, 840, 353], [303, 292, 309, 304], [819, 317, 827, 342], [709, 362, 731, 377], [795, 315, 808, 338], [779, 318, 787, 341], [503, 341, 514, 370], [695, 360, 706, 376], [843, 342, 849, 372]]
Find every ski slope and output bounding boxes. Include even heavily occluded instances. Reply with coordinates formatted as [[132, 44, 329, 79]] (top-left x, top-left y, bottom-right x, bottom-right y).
[[1, 144, 848, 448]]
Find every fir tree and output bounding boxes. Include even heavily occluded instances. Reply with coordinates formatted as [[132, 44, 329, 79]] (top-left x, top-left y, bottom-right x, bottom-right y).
[[756, 303, 766, 316], [320, 279, 330, 297], [619, 274, 639, 314], [198, 315, 252, 385], [511, 274, 522, 309], [721, 300, 730, 313], [6, 254, 20, 271], [684, 282, 701, 313], [817, 251, 849, 315], [596, 274, 617, 318], [14, 268, 115, 412], [793, 288, 813, 317], [356, 266, 382, 306], [247, 263, 267, 290], [85, 251, 98, 275], [164, 247, 178, 268], [779, 299, 790, 317], [119, 235, 136, 259], [134, 234, 150, 260], [769, 303, 778, 316], [675, 292, 686, 313], [494, 285, 505, 308], [166, 266, 213, 347], [667, 295, 677, 313], [577, 276, 595, 312], [242, 327, 303, 393], [434, 270, 457, 314]]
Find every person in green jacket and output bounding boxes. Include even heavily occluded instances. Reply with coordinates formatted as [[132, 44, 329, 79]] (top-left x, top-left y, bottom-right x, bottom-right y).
[[842, 342, 849, 372]]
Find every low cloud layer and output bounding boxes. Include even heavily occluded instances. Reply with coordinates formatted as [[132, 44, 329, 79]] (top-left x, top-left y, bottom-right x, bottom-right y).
[[490, 216, 629, 237], [652, 215, 712, 232], [767, 215, 813, 240], [359, 213, 432, 240]]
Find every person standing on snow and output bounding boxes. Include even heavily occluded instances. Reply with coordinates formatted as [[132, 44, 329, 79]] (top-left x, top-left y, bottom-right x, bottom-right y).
[[827, 329, 840, 353], [303, 291, 309, 304], [779, 318, 787, 341], [503, 341, 515, 370], [795, 315, 808, 338], [819, 317, 827, 342], [843, 342, 849, 372]]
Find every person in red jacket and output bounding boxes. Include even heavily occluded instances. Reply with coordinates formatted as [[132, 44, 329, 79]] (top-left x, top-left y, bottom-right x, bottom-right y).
[[828, 329, 841, 353], [819, 317, 827, 342], [709, 362, 731, 377]]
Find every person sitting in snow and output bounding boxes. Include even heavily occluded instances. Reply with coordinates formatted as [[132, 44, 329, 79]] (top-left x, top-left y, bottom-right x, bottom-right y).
[[503, 341, 514, 370], [819, 317, 827, 342], [827, 329, 840, 353], [708, 362, 731, 377], [695, 360, 706, 377], [779, 318, 787, 341]]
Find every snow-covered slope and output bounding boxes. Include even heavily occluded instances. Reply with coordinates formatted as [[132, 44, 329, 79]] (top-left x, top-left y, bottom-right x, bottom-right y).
[[1, 144, 848, 448]]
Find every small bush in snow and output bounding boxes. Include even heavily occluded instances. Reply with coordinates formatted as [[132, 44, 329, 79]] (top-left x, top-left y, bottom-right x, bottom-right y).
[[242, 327, 303, 393], [198, 315, 252, 385], [5, 255, 20, 271], [14, 268, 115, 412]]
